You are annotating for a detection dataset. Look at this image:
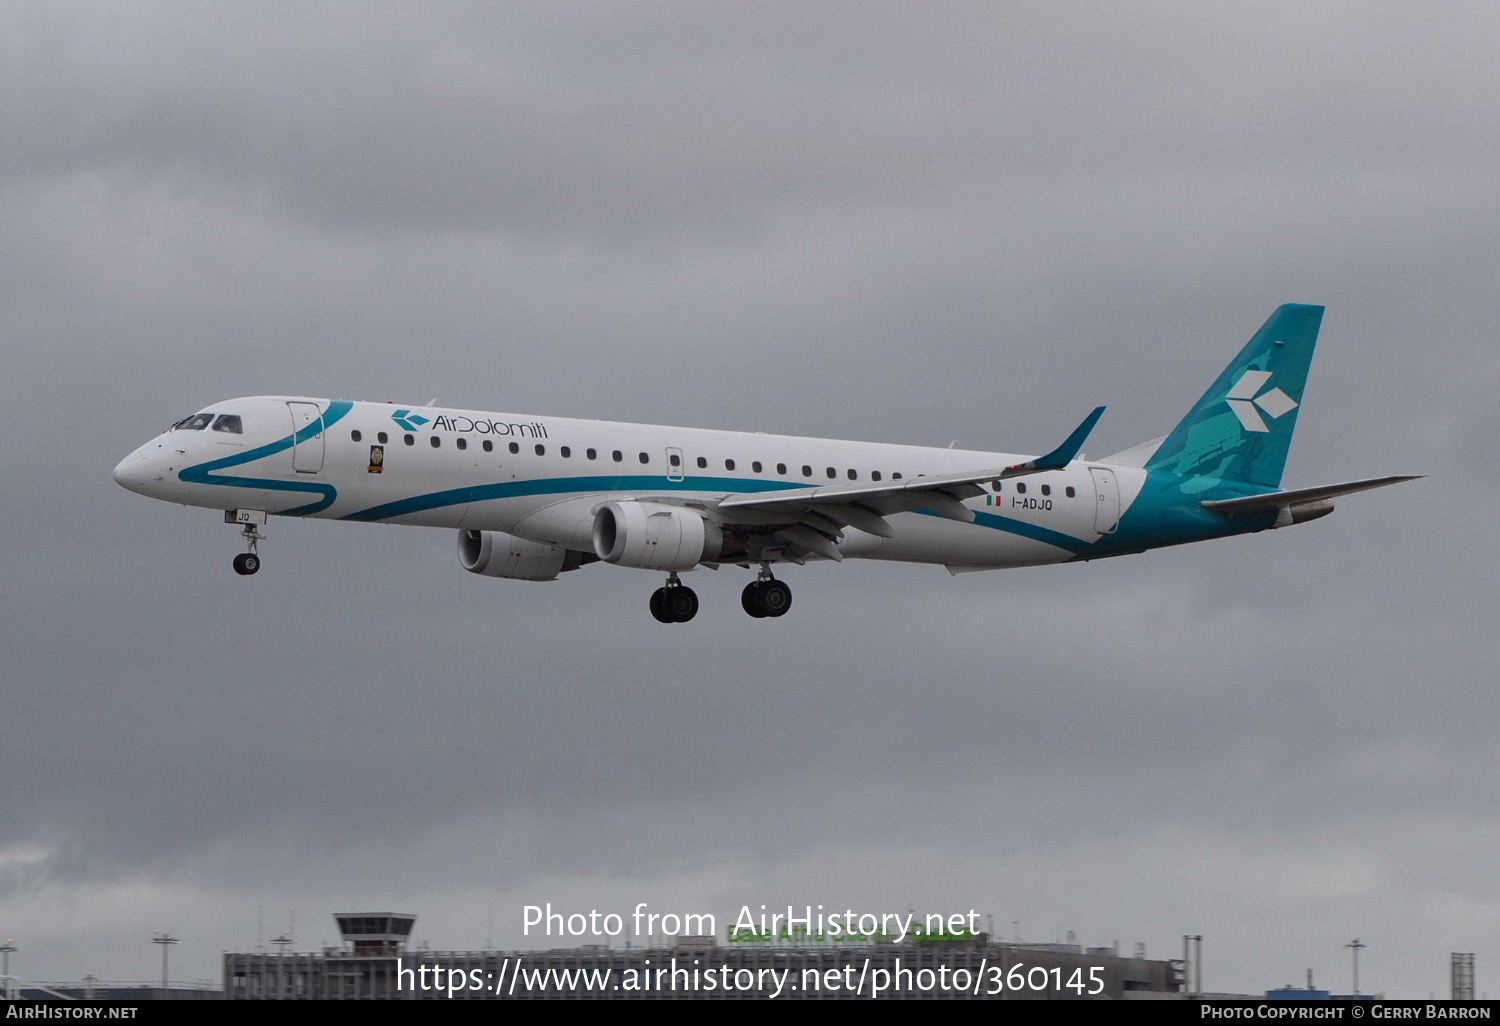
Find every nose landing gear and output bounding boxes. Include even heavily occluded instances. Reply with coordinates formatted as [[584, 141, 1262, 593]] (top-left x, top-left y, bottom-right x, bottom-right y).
[[232, 520, 263, 576], [649, 573, 699, 623]]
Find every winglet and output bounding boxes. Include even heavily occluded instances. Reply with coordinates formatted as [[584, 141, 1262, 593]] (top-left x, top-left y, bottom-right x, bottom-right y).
[[1010, 406, 1106, 473]]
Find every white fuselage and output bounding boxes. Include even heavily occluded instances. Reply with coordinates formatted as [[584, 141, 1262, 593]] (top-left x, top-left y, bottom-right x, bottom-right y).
[[113, 396, 1146, 572]]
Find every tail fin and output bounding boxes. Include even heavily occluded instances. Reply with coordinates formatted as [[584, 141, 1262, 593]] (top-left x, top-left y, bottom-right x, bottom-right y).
[[1145, 303, 1323, 489]]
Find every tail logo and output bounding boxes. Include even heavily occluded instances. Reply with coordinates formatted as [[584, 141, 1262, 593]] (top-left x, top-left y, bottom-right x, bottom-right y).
[[1225, 370, 1298, 433]]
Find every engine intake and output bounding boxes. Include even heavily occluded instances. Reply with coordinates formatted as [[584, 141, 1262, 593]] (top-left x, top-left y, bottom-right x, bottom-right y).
[[458, 529, 589, 581], [592, 501, 722, 571]]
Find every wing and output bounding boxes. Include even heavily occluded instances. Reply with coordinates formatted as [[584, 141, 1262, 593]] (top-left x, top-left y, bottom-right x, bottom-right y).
[[667, 407, 1106, 563]]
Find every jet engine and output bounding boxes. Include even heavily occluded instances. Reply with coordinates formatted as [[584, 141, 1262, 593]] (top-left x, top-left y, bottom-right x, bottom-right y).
[[457, 529, 589, 581], [591, 501, 723, 571]]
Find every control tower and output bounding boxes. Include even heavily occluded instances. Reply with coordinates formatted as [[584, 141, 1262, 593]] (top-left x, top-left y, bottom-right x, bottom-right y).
[[333, 913, 416, 956]]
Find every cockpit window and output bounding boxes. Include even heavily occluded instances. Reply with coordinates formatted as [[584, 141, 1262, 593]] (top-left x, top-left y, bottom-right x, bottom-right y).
[[172, 413, 214, 431], [211, 414, 243, 434]]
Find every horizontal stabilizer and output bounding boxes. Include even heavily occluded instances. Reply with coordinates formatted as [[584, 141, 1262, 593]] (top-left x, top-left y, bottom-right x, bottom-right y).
[[1201, 475, 1422, 515]]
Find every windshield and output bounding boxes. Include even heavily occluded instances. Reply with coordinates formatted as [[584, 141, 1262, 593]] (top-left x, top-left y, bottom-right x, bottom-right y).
[[171, 413, 214, 431]]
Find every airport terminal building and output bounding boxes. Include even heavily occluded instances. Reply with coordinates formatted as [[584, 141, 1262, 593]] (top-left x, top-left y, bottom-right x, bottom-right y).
[[223, 913, 1183, 1000]]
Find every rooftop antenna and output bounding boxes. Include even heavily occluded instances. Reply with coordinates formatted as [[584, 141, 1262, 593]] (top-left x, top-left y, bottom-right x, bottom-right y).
[[151, 932, 178, 991], [1345, 938, 1367, 995]]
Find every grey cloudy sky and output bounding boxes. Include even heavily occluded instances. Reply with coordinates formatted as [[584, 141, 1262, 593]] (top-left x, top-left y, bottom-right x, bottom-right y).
[[2, 1, 1495, 998]]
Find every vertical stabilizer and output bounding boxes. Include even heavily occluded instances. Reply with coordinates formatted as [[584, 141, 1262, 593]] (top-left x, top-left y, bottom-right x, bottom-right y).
[[1146, 304, 1322, 489]]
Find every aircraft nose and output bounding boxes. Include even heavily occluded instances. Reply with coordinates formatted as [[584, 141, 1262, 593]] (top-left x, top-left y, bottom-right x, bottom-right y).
[[112, 448, 160, 495]]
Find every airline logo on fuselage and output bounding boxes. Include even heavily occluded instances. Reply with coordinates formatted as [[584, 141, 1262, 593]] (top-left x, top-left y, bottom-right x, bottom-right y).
[[429, 413, 548, 438], [390, 409, 429, 431]]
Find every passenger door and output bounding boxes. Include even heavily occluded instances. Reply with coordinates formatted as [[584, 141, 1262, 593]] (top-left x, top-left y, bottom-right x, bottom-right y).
[[287, 402, 326, 474], [1089, 466, 1120, 534]]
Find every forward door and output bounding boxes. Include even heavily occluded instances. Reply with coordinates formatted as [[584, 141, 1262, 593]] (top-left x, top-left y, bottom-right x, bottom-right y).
[[287, 402, 326, 474]]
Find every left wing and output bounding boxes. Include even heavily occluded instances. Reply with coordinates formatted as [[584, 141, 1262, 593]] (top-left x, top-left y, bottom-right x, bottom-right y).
[[701, 407, 1106, 557]]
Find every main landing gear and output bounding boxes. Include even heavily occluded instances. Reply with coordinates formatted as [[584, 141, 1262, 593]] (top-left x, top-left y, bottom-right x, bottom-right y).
[[741, 565, 792, 619], [232, 522, 263, 576], [650, 573, 699, 623], [649, 568, 794, 623]]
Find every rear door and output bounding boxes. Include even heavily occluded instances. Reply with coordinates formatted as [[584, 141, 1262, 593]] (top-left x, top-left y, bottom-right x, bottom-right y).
[[1089, 466, 1120, 534]]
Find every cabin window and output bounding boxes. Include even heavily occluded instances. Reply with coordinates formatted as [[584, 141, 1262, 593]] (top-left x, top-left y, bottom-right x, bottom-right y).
[[612, 450, 623, 462], [1016, 482, 1026, 494], [509, 442, 520, 454], [212, 415, 243, 434], [847, 469, 857, 480], [826, 467, 836, 479], [752, 461, 762, 473], [696, 456, 708, 469], [802, 465, 813, 477], [560, 446, 571, 458], [456, 438, 467, 450], [483, 440, 493, 452], [535, 444, 545, 456], [892, 472, 903, 480], [1065, 486, 1076, 498], [404, 434, 415, 446], [777, 463, 787, 475], [991, 481, 1001, 492], [1041, 484, 1051, 496], [430, 436, 441, 448], [725, 458, 736, 471], [586, 448, 596, 460], [378, 431, 388, 444], [872, 471, 882, 481], [669, 453, 681, 467], [350, 429, 363, 442], [638, 452, 649, 464]]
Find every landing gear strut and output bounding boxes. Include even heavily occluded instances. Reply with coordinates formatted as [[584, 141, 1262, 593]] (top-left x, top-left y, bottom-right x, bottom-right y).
[[232, 522, 262, 576], [650, 572, 698, 623], [741, 564, 791, 619]]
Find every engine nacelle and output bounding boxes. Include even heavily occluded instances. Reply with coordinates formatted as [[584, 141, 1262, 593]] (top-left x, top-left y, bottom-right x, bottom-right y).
[[457, 529, 586, 581], [591, 501, 722, 571]]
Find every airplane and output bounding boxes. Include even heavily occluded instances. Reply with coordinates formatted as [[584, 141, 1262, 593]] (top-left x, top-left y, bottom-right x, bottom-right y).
[[113, 304, 1417, 622]]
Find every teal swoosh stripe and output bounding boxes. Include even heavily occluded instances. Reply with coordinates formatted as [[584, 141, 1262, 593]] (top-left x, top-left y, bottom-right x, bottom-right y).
[[177, 400, 353, 515], [344, 472, 1092, 553], [969, 509, 1089, 553], [341, 475, 803, 522]]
